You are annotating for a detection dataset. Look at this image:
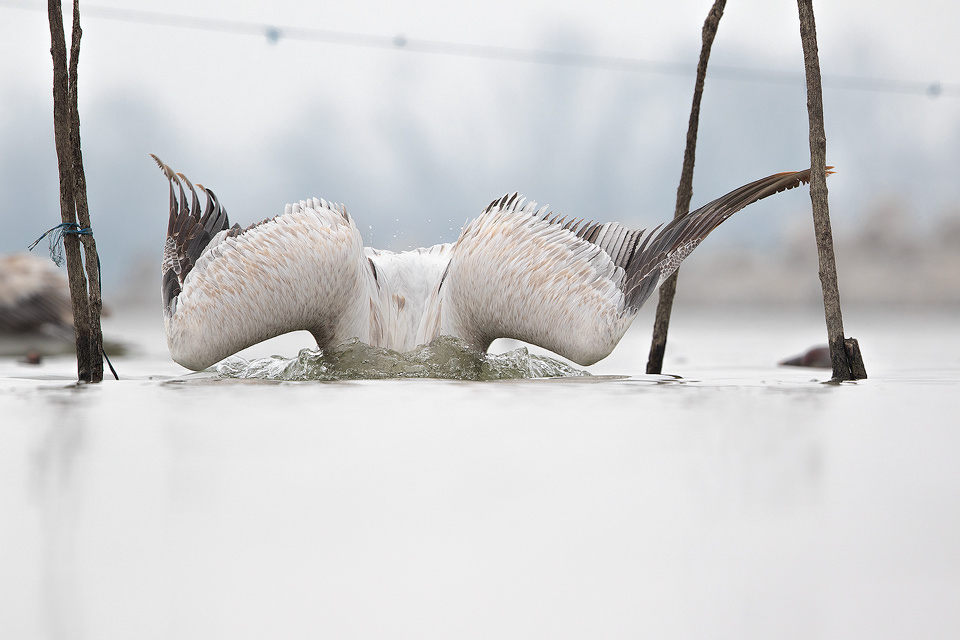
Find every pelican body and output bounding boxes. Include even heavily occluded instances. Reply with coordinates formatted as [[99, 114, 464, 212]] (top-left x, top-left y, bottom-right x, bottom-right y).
[[0, 253, 73, 335], [154, 155, 816, 370]]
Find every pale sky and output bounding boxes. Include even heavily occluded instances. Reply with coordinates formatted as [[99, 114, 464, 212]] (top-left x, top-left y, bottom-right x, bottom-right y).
[[1, 0, 958, 292]]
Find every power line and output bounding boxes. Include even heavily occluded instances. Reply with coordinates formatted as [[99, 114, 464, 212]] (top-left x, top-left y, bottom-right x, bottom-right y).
[[4, 0, 957, 98]]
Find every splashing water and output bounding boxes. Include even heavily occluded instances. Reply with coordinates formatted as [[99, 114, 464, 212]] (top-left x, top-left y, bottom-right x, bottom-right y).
[[216, 335, 590, 381]]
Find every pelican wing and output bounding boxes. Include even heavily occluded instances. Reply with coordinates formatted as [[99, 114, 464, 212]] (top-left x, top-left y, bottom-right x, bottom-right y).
[[435, 169, 817, 365], [431, 194, 633, 365], [621, 168, 821, 310], [153, 156, 376, 370]]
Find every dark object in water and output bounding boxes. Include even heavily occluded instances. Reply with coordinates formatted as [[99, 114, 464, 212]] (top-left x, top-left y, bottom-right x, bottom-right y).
[[0, 253, 73, 334], [780, 345, 831, 368], [0, 253, 124, 360], [22, 349, 43, 365]]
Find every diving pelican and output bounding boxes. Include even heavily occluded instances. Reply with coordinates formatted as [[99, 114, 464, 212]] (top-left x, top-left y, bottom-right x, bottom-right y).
[[153, 155, 818, 370]]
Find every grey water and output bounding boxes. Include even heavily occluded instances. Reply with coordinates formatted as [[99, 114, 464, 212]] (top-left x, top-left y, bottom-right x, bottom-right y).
[[1, 305, 959, 639]]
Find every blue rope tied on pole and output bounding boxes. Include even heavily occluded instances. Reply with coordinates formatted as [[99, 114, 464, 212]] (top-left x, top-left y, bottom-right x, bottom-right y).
[[28, 222, 93, 267], [26, 222, 117, 379]]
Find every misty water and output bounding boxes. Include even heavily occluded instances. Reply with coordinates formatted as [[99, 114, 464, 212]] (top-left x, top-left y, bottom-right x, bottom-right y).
[[2, 305, 959, 639]]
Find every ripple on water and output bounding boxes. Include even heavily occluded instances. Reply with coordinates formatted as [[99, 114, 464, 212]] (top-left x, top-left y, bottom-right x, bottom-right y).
[[215, 335, 591, 381]]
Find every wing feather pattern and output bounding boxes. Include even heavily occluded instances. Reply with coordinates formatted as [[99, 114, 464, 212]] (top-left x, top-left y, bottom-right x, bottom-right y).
[[621, 168, 823, 310], [435, 168, 821, 365], [434, 196, 631, 366], [153, 156, 376, 370]]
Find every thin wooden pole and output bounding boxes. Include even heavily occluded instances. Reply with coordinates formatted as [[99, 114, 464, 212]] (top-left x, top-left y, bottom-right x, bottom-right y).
[[47, 0, 104, 382], [67, 0, 104, 382], [797, 0, 866, 381], [647, 0, 726, 374]]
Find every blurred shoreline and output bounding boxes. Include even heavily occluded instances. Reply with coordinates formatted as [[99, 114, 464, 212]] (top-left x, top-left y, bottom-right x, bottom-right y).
[[674, 202, 960, 307]]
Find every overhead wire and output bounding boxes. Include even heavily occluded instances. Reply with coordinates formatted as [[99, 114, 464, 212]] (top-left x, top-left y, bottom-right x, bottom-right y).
[[2, 0, 957, 98]]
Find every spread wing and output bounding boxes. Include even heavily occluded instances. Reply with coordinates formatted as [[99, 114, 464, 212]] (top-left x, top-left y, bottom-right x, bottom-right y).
[[153, 156, 377, 370], [433, 169, 818, 366]]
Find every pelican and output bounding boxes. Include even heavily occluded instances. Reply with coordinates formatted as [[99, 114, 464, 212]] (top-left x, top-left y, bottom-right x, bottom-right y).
[[153, 155, 819, 371], [0, 252, 73, 336]]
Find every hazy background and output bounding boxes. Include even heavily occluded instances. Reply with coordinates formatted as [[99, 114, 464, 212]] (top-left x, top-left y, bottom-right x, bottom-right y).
[[1, 0, 958, 308]]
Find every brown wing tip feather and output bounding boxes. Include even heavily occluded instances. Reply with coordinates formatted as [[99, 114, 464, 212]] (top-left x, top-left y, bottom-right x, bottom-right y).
[[176, 171, 199, 192], [150, 154, 178, 181], [797, 165, 836, 182], [766, 165, 836, 197]]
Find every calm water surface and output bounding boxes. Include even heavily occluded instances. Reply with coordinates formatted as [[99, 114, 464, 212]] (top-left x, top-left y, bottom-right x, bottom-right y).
[[1, 306, 958, 639]]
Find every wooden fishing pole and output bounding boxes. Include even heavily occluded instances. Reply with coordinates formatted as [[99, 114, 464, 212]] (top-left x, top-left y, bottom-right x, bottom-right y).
[[47, 0, 105, 382], [797, 0, 867, 381], [646, 0, 726, 374]]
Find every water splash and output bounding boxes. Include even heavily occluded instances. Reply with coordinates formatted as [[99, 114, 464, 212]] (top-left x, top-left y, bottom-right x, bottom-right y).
[[216, 335, 590, 381]]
